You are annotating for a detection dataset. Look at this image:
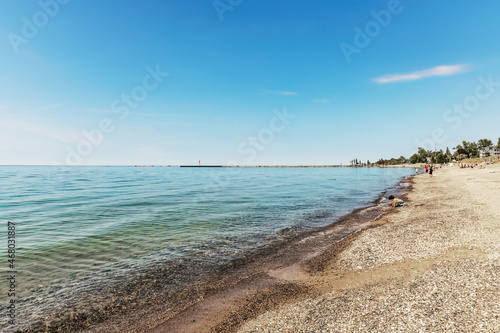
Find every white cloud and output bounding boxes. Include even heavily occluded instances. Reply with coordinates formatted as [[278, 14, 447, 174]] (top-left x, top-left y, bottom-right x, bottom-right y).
[[5, 103, 62, 117], [138, 126, 156, 133], [0, 119, 76, 143], [89, 108, 177, 117], [313, 99, 330, 103], [373, 65, 468, 84]]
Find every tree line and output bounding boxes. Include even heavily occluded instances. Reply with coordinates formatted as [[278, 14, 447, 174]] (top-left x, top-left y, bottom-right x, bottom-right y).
[[350, 137, 500, 166]]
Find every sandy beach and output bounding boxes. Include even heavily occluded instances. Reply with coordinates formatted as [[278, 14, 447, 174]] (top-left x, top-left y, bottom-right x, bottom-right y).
[[236, 164, 500, 332], [5, 2, 500, 332], [77, 163, 499, 333]]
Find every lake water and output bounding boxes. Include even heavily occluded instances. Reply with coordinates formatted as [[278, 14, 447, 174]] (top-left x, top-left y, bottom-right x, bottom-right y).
[[0, 166, 415, 330]]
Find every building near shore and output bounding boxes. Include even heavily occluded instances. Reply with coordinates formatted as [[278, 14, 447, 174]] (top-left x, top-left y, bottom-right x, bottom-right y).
[[479, 145, 500, 158]]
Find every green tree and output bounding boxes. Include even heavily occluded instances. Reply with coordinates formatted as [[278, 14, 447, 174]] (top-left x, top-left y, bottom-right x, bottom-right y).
[[462, 140, 469, 153], [436, 152, 446, 164], [497, 137, 500, 149], [469, 142, 479, 158], [409, 153, 419, 164], [454, 148, 468, 158], [478, 138, 493, 150], [397, 156, 407, 164], [417, 147, 431, 163], [445, 147, 452, 157], [462, 141, 479, 158], [453, 144, 463, 152]]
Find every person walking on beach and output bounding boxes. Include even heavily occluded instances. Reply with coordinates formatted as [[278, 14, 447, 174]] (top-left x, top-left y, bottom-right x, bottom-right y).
[[429, 166, 433, 177], [415, 168, 419, 175], [388, 195, 405, 208], [425, 165, 429, 173]]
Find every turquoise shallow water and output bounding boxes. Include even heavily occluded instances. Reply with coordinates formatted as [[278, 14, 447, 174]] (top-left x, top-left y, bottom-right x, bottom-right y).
[[0, 166, 414, 329]]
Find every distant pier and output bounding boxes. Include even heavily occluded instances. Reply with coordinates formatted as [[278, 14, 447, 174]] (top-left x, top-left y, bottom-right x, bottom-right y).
[[180, 165, 223, 167], [133, 165, 409, 168]]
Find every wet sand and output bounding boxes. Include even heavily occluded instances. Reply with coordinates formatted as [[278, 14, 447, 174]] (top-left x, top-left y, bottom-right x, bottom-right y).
[[133, 163, 500, 333], [56, 179, 409, 333], [15, 173, 409, 332], [238, 163, 500, 332], [28, 163, 500, 332]]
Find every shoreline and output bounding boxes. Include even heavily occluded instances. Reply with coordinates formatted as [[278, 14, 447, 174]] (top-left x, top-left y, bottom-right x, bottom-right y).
[[4, 169, 412, 332], [141, 179, 412, 333], [47, 174, 413, 332], [238, 163, 500, 332]]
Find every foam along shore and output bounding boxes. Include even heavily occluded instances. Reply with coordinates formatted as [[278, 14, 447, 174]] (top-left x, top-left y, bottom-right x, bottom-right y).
[[238, 163, 500, 332]]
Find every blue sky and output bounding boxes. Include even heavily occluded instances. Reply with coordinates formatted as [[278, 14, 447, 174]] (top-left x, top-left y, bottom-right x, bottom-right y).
[[1, 0, 499, 165]]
